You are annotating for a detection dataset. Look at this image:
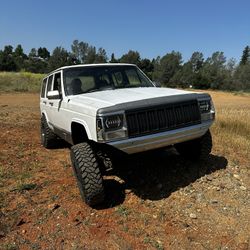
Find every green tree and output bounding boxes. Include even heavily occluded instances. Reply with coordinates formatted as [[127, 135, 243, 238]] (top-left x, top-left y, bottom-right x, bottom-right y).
[[170, 62, 192, 88], [152, 56, 161, 80], [211, 51, 226, 68], [240, 46, 250, 66], [173, 52, 205, 88], [71, 40, 81, 62], [110, 53, 118, 63], [85, 46, 96, 64], [3, 45, 13, 55], [153, 51, 182, 86], [221, 58, 237, 90], [48, 47, 73, 71], [24, 58, 48, 73], [95, 47, 108, 63], [234, 64, 250, 90], [14, 44, 27, 71], [0, 45, 17, 71], [14, 44, 25, 58], [71, 39, 91, 63], [190, 52, 204, 72], [120, 50, 141, 65], [139, 58, 154, 79], [23, 47, 48, 73], [29, 48, 37, 58], [38, 47, 50, 60], [196, 51, 227, 89]]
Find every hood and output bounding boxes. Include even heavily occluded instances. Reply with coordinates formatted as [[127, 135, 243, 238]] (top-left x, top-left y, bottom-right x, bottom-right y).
[[70, 87, 192, 107], [68, 87, 206, 115]]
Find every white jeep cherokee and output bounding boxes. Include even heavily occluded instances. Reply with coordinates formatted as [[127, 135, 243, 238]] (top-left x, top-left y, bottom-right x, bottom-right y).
[[40, 63, 215, 206]]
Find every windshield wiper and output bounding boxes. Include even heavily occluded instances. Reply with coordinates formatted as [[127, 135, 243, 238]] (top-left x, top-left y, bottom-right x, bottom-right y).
[[84, 86, 115, 94], [115, 85, 145, 89], [99, 86, 115, 91]]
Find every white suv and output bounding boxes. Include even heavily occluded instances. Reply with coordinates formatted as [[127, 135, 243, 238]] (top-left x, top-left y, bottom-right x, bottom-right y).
[[40, 63, 215, 206]]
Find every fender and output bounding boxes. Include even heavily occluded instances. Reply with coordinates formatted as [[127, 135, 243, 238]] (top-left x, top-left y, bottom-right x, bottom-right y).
[[71, 118, 93, 140]]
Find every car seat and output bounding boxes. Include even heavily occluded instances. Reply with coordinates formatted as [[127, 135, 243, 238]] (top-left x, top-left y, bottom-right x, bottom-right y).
[[71, 78, 83, 95]]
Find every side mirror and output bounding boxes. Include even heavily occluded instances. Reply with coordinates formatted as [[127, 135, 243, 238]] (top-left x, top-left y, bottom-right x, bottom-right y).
[[47, 90, 61, 99], [153, 82, 161, 87]]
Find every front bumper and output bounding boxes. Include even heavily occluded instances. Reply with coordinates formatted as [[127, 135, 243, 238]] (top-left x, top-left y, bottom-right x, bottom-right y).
[[108, 120, 213, 154]]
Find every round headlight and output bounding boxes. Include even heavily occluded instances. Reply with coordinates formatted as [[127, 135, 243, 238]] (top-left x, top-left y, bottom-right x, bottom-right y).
[[104, 115, 123, 129]]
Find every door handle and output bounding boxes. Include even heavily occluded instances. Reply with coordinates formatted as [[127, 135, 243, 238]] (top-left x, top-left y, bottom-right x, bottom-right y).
[[43, 101, 47, 105], [49, 102, 53, 106]]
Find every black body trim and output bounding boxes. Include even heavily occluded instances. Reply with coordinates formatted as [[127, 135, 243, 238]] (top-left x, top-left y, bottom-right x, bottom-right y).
[[50, 123, 73, 145]]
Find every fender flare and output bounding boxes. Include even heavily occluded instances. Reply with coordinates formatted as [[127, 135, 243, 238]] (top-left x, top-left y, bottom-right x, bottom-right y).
[[71, 118, 93, 140]]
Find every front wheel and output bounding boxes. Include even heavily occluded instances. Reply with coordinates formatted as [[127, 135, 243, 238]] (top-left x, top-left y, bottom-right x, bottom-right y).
[[70, 142, 105, 207], [175, 130, 212, 160]]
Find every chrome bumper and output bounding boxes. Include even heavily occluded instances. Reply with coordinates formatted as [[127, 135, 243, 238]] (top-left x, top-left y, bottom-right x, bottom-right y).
[[108, 121, 213, 154]]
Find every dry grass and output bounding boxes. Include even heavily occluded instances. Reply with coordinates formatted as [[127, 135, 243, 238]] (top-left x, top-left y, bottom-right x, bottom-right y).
[[0, 72, 44, 92], [208, 91, 250, 166]]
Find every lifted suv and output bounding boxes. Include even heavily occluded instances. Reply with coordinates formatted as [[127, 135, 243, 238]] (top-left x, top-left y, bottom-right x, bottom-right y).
[[40, 63, 215, 206]]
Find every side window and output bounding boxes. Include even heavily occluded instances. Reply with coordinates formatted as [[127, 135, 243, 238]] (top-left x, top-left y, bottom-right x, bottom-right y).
[[53, 72, 62, 93], [41, 78, 47, 98], [46, 75, 53, 97]]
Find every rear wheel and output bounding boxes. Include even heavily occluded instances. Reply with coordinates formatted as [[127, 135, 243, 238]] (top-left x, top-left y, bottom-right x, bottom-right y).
[[175, 130, 212, 160], [70, 142, 105, 206], [40, 115, 57, 149]]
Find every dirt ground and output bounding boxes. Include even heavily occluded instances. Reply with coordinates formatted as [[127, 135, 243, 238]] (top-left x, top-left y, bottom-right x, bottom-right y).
[[0, 92, 249, 250]]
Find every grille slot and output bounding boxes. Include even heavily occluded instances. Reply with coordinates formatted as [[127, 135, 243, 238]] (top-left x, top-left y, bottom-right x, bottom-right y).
[[126, 100, 201, 137]]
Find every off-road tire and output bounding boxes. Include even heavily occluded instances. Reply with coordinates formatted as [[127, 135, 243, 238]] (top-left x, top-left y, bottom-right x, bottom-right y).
[[175, 129, 212, 160], [70, 142, 105, 206], [41, 115, 58, 149], [96, 150, 113, 172]]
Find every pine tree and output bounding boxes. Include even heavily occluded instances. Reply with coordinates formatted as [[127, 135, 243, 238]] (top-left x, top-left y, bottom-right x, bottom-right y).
[[240, 46, 250, 65], [110, 53, 118, 63]]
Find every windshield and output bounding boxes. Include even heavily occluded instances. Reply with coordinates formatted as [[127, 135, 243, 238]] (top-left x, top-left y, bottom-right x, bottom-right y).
[[63, 65, 154, 95]]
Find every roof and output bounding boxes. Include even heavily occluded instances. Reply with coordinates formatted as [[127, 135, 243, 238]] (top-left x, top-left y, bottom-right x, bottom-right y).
[[49, 63, 136, 74]]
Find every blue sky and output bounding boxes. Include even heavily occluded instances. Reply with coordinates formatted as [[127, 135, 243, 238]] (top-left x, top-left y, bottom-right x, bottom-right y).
[[1, 0, 249, 62]]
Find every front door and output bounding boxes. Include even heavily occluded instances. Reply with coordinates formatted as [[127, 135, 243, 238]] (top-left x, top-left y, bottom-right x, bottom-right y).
[[47, 71, 68, 132]]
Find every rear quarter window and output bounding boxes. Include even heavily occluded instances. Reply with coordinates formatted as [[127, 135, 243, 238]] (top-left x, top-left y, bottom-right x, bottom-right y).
[[41, 78, 47, 98]]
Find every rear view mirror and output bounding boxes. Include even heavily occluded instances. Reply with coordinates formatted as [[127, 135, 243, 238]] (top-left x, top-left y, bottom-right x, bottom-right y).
[[47, 90, 61, 99]]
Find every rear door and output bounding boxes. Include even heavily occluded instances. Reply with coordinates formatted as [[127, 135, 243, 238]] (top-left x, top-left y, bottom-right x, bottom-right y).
[[44, 74, 54, 124], [40, 77, 48, 117]]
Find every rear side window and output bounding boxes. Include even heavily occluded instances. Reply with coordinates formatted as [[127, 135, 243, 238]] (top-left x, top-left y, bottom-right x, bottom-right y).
[[41, 78, 47, 98], [46, 75, 53, 97]]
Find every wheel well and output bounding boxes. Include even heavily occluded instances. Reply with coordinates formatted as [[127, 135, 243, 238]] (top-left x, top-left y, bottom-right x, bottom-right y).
[[41, 113, 46, 120], [71, 122, 88, 145]]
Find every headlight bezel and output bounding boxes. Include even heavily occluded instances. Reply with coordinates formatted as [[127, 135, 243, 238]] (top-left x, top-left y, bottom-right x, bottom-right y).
[[96, 112, 128, 142], [198, 98, 215, 121]]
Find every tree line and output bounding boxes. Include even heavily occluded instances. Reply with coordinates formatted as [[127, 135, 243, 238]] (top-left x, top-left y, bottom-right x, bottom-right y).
[[0, 40, 249, 91]]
